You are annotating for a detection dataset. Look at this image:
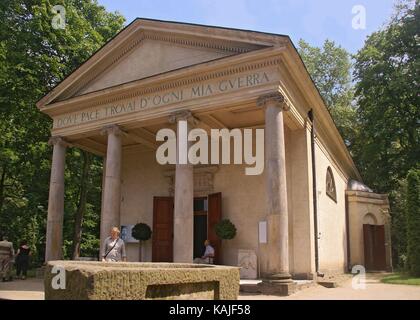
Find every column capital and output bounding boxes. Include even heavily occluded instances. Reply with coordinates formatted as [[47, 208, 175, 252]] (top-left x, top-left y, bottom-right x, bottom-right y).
[[100, 124, 124, 136], [257, 92, 290, 111], [169, 110, 199, 126], [48, 136, 70, 148]]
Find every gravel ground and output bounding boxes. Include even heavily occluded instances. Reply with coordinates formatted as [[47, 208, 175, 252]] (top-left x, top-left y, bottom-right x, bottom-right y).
[[239, 273, 420, 300], [1, 273, 419, 300]]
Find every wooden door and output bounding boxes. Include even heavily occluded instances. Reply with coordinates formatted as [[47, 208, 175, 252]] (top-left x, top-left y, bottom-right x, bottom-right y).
[[152, 197, 174, 262], [208, 192, 222, 264], [363, 224, 386, 271], [373, 225, 387, 270]]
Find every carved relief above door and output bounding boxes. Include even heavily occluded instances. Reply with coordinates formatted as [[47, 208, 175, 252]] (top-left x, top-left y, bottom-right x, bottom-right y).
[[164, 165, 219, 197]]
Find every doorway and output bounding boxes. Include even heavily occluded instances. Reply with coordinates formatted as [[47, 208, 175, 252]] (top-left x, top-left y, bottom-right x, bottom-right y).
[[152, 197, 174, 262], [193, 197, 208, 259], [194, 193, 222, 263], [152, 192, 222, 263], [363, 224, 386, 271]]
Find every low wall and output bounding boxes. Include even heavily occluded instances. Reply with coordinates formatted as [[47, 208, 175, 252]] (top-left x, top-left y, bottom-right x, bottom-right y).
[[44, 261, 240, 300]]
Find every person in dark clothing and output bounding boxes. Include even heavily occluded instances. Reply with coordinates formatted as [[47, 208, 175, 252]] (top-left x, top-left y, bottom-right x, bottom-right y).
[[15, 240, 30, 279]]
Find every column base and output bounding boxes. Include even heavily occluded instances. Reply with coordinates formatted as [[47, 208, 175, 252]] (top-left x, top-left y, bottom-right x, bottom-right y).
[[263, 272, 292, 283], [257, 272, 295, 295], [257, 279, 296, 296]]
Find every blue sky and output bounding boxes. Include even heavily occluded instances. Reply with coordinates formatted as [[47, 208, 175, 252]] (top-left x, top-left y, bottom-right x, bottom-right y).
[[97, 0, 397, 53]]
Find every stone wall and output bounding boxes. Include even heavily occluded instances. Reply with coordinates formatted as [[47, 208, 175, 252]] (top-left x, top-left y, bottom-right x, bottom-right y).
[[315, 140, 348, 275]]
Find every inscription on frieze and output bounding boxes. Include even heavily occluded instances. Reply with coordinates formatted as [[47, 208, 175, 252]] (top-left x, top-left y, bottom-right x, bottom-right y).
[[54, 71, 271, 129]]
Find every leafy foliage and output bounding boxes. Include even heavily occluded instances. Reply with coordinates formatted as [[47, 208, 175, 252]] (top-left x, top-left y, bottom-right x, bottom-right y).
[[352, 1, 419, 194], [391, 178, 408, 268], [352, 0, 419, 268], [131, 223, 152, 242], [0, 0, 124, 264], [299, 1, 419, 270], [297, 39, 357, 145], [406, 169, 420, 276], [215, 219, 236, 240]]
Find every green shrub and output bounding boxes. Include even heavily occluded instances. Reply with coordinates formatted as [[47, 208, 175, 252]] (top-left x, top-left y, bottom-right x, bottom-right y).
[[406, 169, 420, 276], [131, 223, 152, 241], [215, 219, 236, 240]]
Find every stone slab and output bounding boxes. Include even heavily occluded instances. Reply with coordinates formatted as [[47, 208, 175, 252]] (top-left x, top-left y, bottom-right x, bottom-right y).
[[44, 261, 240, 300], [238, 249, 257, 279], [257, 281, 297, 296]]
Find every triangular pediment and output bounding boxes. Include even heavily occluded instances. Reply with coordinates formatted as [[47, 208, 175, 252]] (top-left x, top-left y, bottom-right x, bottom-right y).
[[38, 19, 288, 106], [77, 39, 237, 96]]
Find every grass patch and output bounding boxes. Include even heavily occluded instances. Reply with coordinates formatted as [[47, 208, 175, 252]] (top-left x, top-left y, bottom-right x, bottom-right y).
[[381, 273, 420, 286]]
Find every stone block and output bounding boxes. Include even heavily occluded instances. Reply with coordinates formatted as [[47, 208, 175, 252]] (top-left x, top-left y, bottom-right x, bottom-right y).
[[44, 261, 240, 300], [238, 249, 257, 279], [257, 280, 297, 296]]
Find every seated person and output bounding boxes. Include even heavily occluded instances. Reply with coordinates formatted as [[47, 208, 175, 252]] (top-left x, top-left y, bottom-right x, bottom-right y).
[[193, 240, 215, 264]]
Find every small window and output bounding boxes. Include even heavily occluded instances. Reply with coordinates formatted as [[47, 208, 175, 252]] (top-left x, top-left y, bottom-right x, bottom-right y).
[[326, 167, 337, 202]]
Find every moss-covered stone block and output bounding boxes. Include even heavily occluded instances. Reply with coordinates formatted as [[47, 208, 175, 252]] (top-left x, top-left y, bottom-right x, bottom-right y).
[[44, 261, 240, 300]]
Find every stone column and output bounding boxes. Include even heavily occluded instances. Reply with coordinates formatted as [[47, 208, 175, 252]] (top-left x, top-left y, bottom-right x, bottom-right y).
[[257, 92, 291, 281], [100, 125, 123, 250], [45, 136, 68, 262], [169, 110, 197, 262]]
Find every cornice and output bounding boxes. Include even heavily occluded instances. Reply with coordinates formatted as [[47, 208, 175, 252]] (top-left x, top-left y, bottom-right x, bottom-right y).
[[346, 190, 389, 199], [58, 30, 266, 101], [51, 84, 278, 138], [142, 30, 262, 53], [41, 49, 283, 116]]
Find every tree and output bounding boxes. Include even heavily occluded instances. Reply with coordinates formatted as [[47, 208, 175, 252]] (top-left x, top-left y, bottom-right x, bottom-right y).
[[352, 0, 419, 268], [297, 39, 356, 145], [406, 169, 420, 276], [0, 0, 125, 263], [391, 178, 408, 268], [352, 0, 419, 194], [71, 151, 92, 260]]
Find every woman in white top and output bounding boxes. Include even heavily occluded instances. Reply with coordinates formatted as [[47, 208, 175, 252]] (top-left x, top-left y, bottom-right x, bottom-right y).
[[102, 227, 127, 262]]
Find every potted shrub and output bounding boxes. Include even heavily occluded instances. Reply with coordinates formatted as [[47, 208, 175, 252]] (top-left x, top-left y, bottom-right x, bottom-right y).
[[215, 219, 237, 241], [131, 223, 152, 262]]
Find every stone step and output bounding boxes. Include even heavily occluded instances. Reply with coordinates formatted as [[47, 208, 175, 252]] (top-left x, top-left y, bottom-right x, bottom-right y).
[[240, 279, 316, 296], [240, 280, 261, 294], [316, 273, 352, 288]]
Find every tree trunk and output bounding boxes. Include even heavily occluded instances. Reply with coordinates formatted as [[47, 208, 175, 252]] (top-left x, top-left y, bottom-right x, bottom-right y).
[[0, 164, 7, 213], [139, 241, 142, 262], [72, 151, 92, 260]]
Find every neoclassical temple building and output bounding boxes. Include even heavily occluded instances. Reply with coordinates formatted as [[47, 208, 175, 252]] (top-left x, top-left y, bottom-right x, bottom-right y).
[[37, 19, 392, 280]]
